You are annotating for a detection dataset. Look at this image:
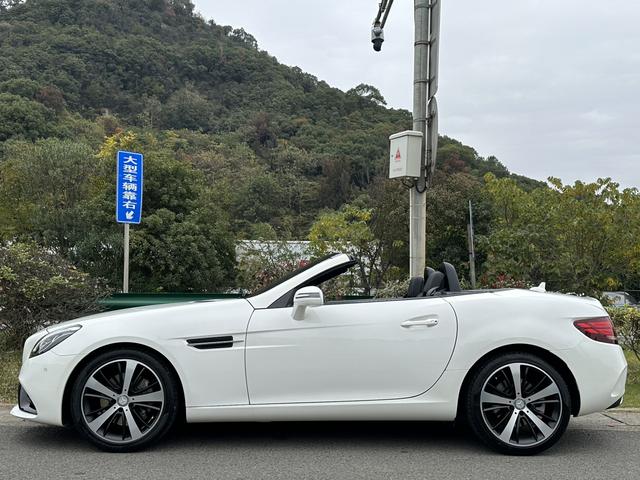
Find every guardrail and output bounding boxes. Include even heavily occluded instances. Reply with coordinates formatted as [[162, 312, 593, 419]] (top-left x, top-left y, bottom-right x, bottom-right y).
[[99, 293, 242, 311]]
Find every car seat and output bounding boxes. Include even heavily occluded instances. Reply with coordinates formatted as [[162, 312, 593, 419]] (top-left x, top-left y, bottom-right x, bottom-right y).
[[439, 262, 461, 292], [406, 276, 424, 297]]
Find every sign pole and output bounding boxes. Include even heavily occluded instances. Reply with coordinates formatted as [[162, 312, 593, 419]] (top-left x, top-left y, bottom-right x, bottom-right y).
[[467, 200, 476, 289], [123, 223, 130, 293], [116, 150, 143, 294]]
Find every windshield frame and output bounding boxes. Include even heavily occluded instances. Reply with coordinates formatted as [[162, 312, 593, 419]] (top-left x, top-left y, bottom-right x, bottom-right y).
[[267, 259, 358, 309], [248, 253, 343, 297]]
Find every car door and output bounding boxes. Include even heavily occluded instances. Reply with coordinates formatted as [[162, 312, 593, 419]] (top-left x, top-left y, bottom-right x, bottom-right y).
[[245, 296, 457, 404]]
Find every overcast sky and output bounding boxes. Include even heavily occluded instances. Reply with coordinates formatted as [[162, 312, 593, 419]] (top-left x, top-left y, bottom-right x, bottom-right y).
[[196, 0, 640, 188]]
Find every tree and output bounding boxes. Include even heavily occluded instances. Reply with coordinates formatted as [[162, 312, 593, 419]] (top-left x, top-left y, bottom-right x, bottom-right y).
[[0, 78, 41, 98], [160, 88, 212, 131], [0, 93, 51, 140], [363, 177, 409, 280], [309, 205, 391, 295], [0, 139, 96, 250], [80, 131, 238, 291], [480, 174, 640, 294], [0, 0, 24, 12], [128, 206, 236, 291], [424, 171, 492, 278], [236, 240, 308, 294], [168, 0, 195, 16], [36, 85, 65, 113], [229, 28, 258, 49], [347, 84, 387, 106], [0, 242, 110, 347]]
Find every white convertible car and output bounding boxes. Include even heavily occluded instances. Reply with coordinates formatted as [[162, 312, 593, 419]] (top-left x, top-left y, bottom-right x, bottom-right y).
[[12, 253, 627, 454]]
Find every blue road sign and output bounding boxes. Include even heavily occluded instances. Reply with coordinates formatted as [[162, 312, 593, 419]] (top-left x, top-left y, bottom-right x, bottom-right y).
[[116, 151, 144, 224]]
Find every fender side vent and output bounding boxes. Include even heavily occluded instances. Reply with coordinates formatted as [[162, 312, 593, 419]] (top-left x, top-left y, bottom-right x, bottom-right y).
[[187, 336, 235, 350]]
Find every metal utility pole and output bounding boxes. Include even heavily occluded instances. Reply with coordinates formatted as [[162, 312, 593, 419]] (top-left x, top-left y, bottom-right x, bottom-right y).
[[373, 0, 441, 278], [467, 200, 476, 289], [410, 0, 440, 278]]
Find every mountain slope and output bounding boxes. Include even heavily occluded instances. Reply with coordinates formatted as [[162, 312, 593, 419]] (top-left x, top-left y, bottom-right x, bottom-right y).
[[0, 0, 538, 189], [0, 0, 546, 293]]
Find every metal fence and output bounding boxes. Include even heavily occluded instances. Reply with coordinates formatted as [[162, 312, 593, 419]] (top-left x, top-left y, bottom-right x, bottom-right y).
[[99, 293, 242, 311]]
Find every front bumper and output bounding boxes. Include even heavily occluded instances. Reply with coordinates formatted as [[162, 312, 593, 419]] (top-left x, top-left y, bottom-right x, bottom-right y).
[[17, 384, 37, 414], [9, 350, 76, 426], [10, 405, 37, 421]]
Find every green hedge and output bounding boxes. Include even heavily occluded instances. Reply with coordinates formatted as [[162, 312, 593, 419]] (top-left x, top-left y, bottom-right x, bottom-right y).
[[606, 306, 640, 362], [0, 242, 111, 348]]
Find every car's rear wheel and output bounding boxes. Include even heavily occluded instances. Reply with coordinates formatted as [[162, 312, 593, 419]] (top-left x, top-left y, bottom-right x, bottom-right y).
[[465, 352, 571, 455], [70, 348, 179, 452]]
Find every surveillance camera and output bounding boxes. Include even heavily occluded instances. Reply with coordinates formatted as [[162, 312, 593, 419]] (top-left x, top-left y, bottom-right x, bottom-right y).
[[371, 25, 384, 52]]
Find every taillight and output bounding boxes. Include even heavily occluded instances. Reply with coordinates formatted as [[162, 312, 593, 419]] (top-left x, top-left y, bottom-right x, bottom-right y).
[[573, 317, 618, 344]]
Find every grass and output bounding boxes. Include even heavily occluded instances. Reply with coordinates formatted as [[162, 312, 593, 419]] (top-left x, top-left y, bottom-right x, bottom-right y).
[[0, 347, 639, 407], [0, 349, 21, 404], [623, 350, 640, 408]]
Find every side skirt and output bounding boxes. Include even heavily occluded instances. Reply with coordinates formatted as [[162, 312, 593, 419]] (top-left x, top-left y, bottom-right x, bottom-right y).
[[185, 370, 467, 423]]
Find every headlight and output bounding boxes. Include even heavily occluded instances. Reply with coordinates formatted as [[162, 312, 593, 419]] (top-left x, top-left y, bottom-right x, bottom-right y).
[[30, 325, 82, 358]]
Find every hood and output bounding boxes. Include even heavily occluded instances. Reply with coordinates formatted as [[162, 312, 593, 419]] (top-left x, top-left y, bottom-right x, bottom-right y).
[[46, 298, 242, 332]]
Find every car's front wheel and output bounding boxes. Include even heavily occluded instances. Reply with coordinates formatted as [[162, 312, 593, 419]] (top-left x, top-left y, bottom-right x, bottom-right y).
[[70, 348, 179, 452], [465, 352, 572, 455]]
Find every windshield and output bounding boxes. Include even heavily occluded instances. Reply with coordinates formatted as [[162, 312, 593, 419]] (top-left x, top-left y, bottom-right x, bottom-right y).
[[248, 253, 342, 296]]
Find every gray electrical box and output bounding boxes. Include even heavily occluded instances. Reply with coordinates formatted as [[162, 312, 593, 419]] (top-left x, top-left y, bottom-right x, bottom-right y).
[[388, 130, 423, 178]]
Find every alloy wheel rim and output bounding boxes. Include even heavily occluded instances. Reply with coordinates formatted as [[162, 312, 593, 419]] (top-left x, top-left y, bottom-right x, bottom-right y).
[[480, 362, 562, 447], [81, 359, 165, 444]]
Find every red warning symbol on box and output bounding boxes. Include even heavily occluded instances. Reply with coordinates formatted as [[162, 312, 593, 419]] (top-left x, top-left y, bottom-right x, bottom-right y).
[[395, 148, 401, 162]]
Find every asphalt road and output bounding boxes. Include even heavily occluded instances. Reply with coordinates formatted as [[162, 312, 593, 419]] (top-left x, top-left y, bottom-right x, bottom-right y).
[[1, 407, 639, 480]]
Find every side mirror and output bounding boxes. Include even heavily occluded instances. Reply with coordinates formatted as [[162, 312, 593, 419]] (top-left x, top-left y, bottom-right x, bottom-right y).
[[292, 286, 324, 320]]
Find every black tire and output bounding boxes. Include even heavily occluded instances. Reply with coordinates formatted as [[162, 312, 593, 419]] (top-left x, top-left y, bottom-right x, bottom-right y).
[[464, 352, 571, 455], [70, 348, 180, 452]]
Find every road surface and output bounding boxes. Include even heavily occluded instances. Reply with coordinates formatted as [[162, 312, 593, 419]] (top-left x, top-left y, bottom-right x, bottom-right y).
[[1, 407, 639, 479]]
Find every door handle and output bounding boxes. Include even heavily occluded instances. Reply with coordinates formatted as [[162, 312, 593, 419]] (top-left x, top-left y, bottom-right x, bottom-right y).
[[401, 318, 439, 328]]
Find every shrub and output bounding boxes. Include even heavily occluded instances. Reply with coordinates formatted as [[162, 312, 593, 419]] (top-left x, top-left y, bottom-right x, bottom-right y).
[[236, 240, 309, 295], [606, 306, 640, 362], [478, 273, 532, 290], [0, 242, 111, 348], [374, 279, 410, 299]]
